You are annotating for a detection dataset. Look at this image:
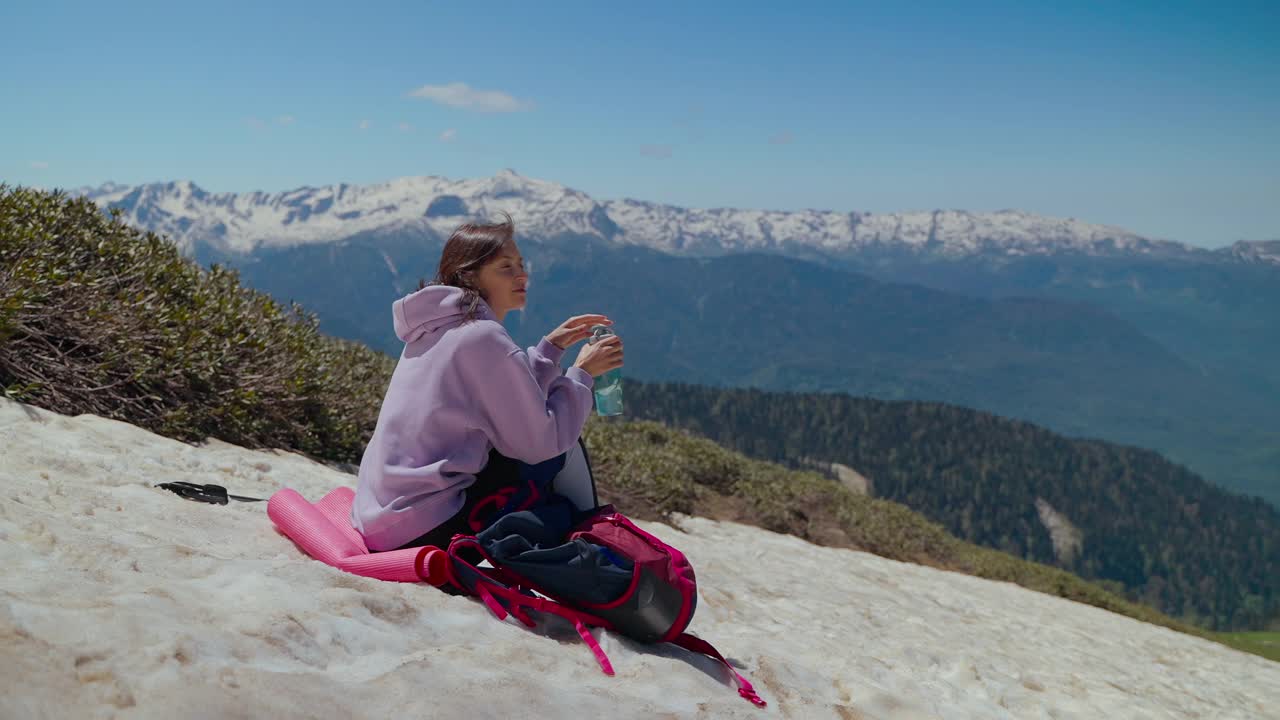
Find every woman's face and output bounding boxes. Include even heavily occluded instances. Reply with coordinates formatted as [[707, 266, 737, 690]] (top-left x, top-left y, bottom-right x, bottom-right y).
[[474, 240, 528, 317]]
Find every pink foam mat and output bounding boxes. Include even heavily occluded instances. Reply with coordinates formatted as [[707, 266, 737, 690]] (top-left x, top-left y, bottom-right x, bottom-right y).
[[267, 487, 435, 583]]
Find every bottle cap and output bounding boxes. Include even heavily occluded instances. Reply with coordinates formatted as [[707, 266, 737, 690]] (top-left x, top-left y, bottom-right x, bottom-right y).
[[589, 324, 615, 343]]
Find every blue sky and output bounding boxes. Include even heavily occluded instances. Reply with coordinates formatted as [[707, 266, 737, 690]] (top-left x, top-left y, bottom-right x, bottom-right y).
[[3, 0, 1277, 247]]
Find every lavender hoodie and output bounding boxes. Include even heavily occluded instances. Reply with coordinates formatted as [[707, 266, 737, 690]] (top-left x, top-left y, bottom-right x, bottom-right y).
[[350, 284, 595, 551]]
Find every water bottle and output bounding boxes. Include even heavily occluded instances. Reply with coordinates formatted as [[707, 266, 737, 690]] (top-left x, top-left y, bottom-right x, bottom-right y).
[[589, 324, 623, 416]]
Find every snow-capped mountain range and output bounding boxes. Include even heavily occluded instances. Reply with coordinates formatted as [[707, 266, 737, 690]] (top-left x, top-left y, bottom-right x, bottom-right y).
[[70, 170, 1275, 265], [1222, 239, 1280, 266]]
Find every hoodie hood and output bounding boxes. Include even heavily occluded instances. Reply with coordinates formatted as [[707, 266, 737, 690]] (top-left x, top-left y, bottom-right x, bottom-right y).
[[393, 285, 497, 343]]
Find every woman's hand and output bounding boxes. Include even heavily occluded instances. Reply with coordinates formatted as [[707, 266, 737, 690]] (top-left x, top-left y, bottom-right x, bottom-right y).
[[573, 334, 623, 377], [546, 314, 612, 350]]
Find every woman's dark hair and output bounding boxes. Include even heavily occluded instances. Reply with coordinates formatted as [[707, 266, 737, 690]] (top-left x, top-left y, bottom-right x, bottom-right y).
[[421, 211, 515, 321]]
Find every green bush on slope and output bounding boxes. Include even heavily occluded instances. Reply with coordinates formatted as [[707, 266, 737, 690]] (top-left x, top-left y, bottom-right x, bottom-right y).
[[0, 185, 393, 462]]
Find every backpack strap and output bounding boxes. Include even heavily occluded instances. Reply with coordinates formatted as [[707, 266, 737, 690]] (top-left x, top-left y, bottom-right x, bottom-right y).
[[442, 535, 618, 676], [466, 486, 519, 532], [439, 535, 765, 708], [671, 633, 768, 708]]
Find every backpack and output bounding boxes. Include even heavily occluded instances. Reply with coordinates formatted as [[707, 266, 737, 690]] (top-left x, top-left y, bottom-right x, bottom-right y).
[[415, 500, 767, 708]]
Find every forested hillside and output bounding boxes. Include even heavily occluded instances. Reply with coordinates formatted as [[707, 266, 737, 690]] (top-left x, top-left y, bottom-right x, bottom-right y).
[[624, 381, 1280, 630]]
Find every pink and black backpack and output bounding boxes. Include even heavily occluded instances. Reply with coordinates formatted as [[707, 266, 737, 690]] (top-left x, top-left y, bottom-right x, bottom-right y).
[[416, 500, 766, 708]]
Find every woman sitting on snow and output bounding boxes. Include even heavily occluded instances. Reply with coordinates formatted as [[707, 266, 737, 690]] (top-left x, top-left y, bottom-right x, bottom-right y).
[[350, 212, 623, 552]]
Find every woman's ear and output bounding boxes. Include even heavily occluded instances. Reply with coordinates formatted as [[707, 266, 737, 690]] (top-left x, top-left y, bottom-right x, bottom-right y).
[[461, 271, 487, 299]]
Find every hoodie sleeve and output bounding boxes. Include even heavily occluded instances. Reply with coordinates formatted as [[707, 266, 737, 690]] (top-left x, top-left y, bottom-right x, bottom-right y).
[[464, 324, 596, 464], [527, 337, 567, 394]]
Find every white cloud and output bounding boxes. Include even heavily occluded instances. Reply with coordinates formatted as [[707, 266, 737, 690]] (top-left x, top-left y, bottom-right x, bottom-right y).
[[358, 119, 371, 130], [245, 117, 267, 130], [398, 122, 414, 133], [276, 115, 296, 126], [29, 161, 49, 169], [439, 128, 457, 143], [407, 82, 533, 113], [769, 130, 794, 145], [639, 144, 673, 159]]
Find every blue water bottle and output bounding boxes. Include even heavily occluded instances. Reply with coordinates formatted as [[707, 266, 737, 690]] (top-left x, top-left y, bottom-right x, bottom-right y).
[[589, 324, 623, 416]]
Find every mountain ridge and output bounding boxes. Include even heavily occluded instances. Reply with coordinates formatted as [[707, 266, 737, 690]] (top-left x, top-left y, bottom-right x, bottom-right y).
[[69, 171, 1275, 266]]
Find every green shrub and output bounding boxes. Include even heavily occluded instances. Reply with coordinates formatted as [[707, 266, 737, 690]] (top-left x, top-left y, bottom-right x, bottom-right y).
[[0, 185, 393, 462]]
